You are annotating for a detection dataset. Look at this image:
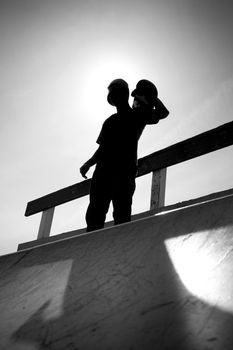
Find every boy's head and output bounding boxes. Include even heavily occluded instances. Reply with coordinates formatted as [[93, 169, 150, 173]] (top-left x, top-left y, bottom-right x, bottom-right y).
[[131, 79, 158, 109], [107, 79, 129, 107]]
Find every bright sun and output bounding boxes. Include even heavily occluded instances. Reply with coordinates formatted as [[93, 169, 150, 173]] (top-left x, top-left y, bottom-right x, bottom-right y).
[[80, 54, 143, 121]]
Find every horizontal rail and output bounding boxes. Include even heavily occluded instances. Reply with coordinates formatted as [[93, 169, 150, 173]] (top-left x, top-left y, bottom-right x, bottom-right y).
[[25, 179, 91, 217], [137, 120, 233, 176], [25, 121, 233, 217]]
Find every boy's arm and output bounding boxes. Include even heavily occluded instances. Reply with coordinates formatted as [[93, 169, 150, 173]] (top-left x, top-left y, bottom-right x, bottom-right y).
[[147, 98, 169, 124], [134, 98, 169, 125], [80, 146, 101, 179]]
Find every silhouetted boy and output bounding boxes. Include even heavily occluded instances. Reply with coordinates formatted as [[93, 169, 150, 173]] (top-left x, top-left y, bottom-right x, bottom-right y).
[[80, 79, 169, 232]]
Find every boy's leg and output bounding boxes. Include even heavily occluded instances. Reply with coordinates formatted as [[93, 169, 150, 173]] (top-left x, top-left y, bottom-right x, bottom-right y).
[[86, 170, 111, 232], [112, 175, 136, 225]]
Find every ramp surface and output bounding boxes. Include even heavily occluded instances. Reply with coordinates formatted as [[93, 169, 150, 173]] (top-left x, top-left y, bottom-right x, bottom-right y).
[[0, 195, 233, 349]]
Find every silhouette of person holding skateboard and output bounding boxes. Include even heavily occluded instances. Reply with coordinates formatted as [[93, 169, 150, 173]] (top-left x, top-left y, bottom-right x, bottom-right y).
[[80, 79, 169, 232]]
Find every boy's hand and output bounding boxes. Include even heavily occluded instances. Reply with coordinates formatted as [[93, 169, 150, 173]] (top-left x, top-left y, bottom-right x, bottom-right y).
[[80, 162, 90, 179]]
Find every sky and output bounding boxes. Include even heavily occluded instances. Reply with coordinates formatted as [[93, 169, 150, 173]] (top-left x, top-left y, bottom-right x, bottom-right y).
[[0, 0, 233, 256]]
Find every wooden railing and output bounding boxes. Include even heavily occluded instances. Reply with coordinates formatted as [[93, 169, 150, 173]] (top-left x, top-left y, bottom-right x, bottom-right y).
[[25, 121, 233, 239]]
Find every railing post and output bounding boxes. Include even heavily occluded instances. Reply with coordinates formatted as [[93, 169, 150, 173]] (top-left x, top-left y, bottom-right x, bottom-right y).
[[37, 207, 55, 239], [150, 168, 167, 210]]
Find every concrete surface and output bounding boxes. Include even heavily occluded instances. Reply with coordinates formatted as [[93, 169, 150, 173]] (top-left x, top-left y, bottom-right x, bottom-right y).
[[0, 194, 233, 349]]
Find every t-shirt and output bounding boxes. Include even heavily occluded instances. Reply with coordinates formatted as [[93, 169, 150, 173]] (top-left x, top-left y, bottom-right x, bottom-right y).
[[96, 106, 159, 173]]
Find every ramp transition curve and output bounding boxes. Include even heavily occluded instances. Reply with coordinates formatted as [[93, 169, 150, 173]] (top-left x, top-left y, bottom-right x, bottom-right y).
[[0, 194, 233, 349]]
